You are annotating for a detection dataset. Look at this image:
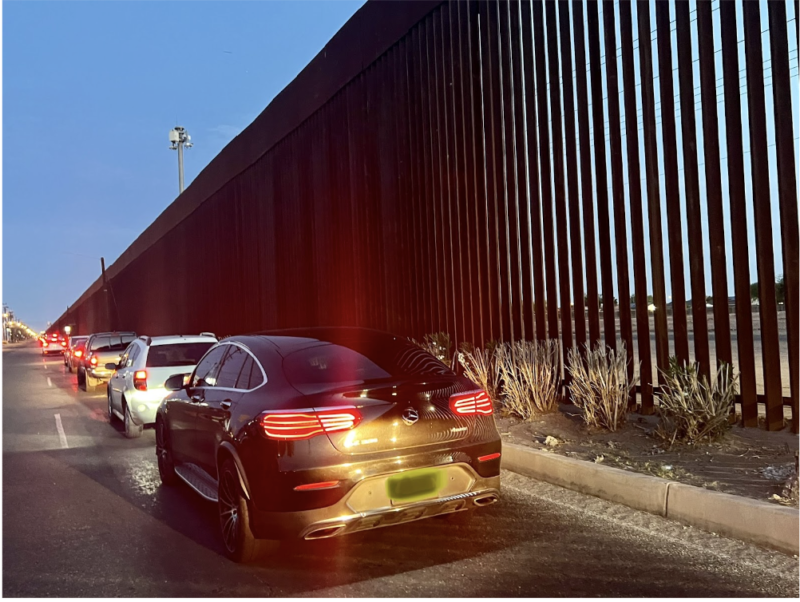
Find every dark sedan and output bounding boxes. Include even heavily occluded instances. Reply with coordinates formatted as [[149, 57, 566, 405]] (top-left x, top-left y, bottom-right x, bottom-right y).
[[156, 327, 501, 562]]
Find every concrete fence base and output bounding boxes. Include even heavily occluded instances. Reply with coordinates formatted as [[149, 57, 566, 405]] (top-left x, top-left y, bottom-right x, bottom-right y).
[[502, 442, 799, 556]]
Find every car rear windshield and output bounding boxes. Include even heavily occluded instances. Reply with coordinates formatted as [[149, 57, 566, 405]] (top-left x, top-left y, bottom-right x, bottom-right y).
[[282, 334, 453, 394], [89, 334, 136, 352], [146, 342, 215, 368]]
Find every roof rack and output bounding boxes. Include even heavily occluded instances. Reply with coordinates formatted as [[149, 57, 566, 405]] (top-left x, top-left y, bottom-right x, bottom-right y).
[[199, 332, 217, 339]]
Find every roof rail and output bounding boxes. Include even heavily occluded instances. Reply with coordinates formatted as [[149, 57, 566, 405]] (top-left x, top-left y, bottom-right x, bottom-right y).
[[199, 332, 217, 339], [138, 335, 152, 346]]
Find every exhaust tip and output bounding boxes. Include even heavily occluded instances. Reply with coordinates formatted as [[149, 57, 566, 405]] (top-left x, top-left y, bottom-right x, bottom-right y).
[[473, 493, 499, 507], [304, 524, 346, 540]]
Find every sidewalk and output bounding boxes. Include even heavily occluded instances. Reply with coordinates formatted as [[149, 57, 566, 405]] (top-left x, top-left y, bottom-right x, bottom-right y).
[[502, 442, 799, 555]]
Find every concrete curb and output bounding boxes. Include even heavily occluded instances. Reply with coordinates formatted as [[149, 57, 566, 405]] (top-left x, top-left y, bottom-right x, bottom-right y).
[[501, 442, 799, 556]]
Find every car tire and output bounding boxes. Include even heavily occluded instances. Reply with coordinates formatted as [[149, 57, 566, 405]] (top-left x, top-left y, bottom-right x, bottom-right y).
[[107, 390, 119, 424], [122, 400, 143, 439], [77, 369, 86, 390], [218, 459, 269, 563], [156, 419, 178, 486]]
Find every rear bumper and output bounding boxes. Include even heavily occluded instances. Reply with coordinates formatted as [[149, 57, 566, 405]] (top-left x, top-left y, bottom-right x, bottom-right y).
[[248, 465, 500, 540], [126, 390, 168, 425], [87, 368, 113, 382]]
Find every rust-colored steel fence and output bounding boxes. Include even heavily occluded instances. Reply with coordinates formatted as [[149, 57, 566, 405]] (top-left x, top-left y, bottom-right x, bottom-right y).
[[54, 0, 799, 432]]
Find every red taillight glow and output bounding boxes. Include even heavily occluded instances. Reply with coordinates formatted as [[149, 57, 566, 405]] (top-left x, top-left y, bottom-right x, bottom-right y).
[[259, 408, 362, 441], [43, 341, 49, 347], [74, 350, 83, 358], [89, 356, 98, 366], [134, 370, 148, 391], [60, 341, 67, 347], [449, 390, 493, 415], [478, 452, 501, 462], [294, 481, 340, 491]]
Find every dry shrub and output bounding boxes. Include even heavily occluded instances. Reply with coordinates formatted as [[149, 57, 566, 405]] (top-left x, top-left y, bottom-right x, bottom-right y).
[[496, 340, 560, 420], [458, 346, 501, 404], [567, 344, 637, 432], [656, 359, 737, 446], [410, 332, 452, 364]]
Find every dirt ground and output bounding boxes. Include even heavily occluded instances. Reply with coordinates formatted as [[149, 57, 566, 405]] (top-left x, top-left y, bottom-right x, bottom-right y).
[[496, 404, 799, 507]]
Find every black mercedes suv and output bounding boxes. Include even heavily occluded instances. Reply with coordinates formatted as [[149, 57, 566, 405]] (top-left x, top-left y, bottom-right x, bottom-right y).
[[155, 327, 502, 562]]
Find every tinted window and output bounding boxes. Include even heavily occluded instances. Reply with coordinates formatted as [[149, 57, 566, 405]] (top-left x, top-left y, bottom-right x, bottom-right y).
[[235, 356, 258, 390], [126, 345, 140, 368], [69, 336, 88, 348], [282, 333, 452, 395], [90, 334, 136, 352], [74, 340, 87, 352], [284, 344, 390, 393], [192, 346, 228, 388], [146, 342, 215, 368], [216, 346, 249, 388]]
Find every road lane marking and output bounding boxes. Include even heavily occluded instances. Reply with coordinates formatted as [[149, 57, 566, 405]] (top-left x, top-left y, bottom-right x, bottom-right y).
[[54, 413, 69, 449], [47, 377, 52, 387]]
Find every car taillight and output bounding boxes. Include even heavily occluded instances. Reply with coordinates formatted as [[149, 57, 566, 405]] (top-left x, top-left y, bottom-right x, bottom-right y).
[[259, 408, 362, 441], [478, 452, 501, 462], [74, 350, 83, 358], [60, 341, 67, 347], [89, 355, 98, 366], [43, 341, 49, 347], [134, 370, 147, 391], [449, 390, 493, 415]]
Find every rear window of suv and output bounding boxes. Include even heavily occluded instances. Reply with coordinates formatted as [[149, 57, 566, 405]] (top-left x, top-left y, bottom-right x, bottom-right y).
[[146, 342, 215, 368], [282, 336, 453, 394], [89, 334, 136, 352]]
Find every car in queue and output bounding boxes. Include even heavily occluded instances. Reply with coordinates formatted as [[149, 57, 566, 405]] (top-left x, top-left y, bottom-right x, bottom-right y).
[[106, 334, 218, 438], [155, 327, 501, 563], [41, 331, 67, 356], [78, 332, 137, 392], [63, 336, 89, 372]]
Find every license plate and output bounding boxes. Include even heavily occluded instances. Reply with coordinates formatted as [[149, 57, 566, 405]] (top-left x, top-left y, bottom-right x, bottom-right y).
[[386, 468, 445, 503]]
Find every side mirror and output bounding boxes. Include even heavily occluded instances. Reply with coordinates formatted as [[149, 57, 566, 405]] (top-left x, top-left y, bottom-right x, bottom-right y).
[[105, 363, 117, 371], [165, 373, 190, 391]]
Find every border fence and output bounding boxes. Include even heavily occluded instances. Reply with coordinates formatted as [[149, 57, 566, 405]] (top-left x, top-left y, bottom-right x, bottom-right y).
[[54, 1, 799, 432]]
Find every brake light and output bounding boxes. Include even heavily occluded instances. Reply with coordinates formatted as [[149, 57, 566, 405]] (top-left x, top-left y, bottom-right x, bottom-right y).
[[74, 350, 83, 358], [43, 341, 49, 347], [60, 341, 67, 347], [294, 481, 340, 491], [89, 355, 98, 366], [259, 408, 362, 440], [134, 370, 147, 391], [478, 452, 501, 462], [449, 390, 493, 415]]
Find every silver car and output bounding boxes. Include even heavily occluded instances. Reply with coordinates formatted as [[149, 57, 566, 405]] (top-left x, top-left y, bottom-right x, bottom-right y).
[[107, 334, 217, 438]]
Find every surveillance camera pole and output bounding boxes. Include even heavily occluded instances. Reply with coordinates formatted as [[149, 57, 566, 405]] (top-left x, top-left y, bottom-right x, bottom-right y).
[[169, 126, 193, 194]]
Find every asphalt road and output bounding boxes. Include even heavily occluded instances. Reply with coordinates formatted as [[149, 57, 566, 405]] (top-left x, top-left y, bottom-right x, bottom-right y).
[[3, 342, 798, 597]]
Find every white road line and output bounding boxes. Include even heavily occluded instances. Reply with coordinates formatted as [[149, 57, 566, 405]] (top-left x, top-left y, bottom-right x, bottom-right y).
[[47, 377, 52, 388], [54, 413, 69, 449]]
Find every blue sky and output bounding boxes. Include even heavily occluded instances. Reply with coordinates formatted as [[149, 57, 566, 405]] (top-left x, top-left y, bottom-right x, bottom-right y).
[[3, 0, 365, 331]]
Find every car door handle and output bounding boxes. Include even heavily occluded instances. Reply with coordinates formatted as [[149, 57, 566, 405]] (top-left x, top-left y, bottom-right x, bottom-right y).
[[220, 400, 232, 410]]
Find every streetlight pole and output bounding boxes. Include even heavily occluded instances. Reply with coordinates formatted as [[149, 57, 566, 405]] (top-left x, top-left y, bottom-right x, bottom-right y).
[[169, 126, 193, 194]]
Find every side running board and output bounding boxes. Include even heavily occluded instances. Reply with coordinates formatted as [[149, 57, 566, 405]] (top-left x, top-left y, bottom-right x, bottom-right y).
[[175, 463, 218, 502]]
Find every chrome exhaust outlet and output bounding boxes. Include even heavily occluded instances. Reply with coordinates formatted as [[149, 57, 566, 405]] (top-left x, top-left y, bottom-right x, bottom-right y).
[[472, 493, 499, 507], [304, 524, 346, 540]]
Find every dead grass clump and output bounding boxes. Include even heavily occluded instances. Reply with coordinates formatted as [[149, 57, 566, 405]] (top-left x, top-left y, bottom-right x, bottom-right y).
[[459, 346, 501, 404], [656, 359, 737, 446], [567, 344, 637, 432], [410, 332, 452, 365], [496, 340, 560, 420]]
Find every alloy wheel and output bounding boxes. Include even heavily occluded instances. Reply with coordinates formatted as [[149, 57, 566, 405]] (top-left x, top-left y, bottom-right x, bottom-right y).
[[219, 470, 241, 554]]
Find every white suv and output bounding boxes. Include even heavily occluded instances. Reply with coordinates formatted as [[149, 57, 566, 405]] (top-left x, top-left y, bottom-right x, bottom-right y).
[[107, 333, 217, 438]]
